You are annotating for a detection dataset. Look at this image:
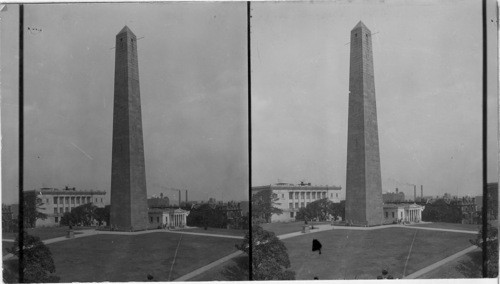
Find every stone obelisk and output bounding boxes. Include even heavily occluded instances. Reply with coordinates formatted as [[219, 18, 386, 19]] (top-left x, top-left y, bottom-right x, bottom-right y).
[[110, 26, 149, 231], [345, 21, 383, 226]]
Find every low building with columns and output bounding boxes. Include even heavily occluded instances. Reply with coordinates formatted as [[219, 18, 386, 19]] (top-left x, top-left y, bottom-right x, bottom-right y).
[[383, 203, 425, 224], [26, 187, 106, 227], [252, 182, 343, 223], [148, 208, 189, 229]]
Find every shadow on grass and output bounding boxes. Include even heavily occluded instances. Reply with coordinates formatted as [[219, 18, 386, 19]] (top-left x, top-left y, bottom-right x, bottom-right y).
[[456, 250, 482, 278], [220, 255, 249, 281]]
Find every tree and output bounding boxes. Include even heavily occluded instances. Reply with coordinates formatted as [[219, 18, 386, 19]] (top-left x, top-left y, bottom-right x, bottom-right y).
[[236, 225, 295, 280], [7, 233, 60, 282], [295, 199, 345, 222], [94, 205, 110, 226], [422, 199, 461, 223], [60, 203, 101, 226], [252, 189, 283, 223], [470, 223, 498, 277], [23, 191, 47, 228], [330, 200, 345, 221]]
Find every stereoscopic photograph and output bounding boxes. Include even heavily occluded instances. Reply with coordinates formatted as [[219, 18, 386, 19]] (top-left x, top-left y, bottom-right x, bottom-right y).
[[250, 0, 498, 280], [1, 0, 498, 283], [1, 3, 249, 282]]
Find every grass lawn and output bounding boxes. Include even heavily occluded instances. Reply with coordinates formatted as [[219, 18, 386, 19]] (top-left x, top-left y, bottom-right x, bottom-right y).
[[179, 227, 246, 237], [262, 221, 330, 236], [411, 222, 480, 232], [48, 232, 240, 282], [283, 227, 475, 280], [188, 255, 249, 281], [418, 248, 482, 278]]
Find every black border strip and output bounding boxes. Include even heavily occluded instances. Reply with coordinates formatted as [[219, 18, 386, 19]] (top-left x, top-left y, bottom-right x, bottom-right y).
[[481, 0, 488, 278], [247, 1, 252, 281], [18, 4, 25, 283]]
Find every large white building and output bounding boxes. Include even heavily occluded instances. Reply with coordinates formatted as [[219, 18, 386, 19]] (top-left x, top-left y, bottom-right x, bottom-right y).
[[252, 182, 343, 222], [28, 187, 106, 227]]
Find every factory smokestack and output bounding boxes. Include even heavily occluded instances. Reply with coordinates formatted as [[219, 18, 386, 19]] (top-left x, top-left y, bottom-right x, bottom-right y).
[[421, 185, 423, 199], [396, 188, 398, 193], [414, 185, 416, 202], [178, 190, 181, 208], [185, 190, 188, 204]]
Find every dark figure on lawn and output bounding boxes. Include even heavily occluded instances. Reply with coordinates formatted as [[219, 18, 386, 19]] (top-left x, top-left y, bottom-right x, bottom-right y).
[[312, 239, 322, 254]]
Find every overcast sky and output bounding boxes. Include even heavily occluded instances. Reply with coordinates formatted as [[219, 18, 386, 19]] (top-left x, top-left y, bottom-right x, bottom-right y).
[[251, 0, 498, 199], [1, 3, 248, 204]]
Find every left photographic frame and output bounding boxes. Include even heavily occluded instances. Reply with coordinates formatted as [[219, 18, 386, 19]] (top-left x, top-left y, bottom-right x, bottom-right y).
[[1, 3, 249, 282]]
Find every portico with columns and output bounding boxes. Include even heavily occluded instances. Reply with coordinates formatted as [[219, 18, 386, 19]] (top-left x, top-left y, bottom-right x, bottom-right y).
[[383, 203, 425, 224], [148, 208, 190, 229]]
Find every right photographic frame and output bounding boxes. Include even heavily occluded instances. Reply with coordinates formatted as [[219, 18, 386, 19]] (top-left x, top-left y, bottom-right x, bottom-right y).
[[249, 0, 498, 280]]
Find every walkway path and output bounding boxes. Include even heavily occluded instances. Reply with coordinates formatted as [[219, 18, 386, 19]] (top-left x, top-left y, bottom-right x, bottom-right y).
[[174, 250, 243, 281], [405, 245, 478, 279], [278, 223, 476, 241]]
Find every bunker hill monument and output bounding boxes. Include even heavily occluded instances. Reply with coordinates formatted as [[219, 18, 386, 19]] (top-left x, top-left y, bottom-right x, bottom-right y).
[[345, 21, 384, 226], [110, 26, 149, 231]]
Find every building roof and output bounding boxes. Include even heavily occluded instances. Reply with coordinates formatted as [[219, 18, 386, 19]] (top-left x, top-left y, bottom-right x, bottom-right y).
[[27, 188, 106, 196], [383, 203, 424, 209], [252, 183, 342, 191]]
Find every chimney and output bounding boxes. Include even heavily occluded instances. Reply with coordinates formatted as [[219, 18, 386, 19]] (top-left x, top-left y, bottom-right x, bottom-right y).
[[178, 190, 181, 208], [414, 185, 416, 201], [396, 188, 398, 193], [421, 185, 423, 199], [185, 190, 188, 204], [160, 192, 163, 199]]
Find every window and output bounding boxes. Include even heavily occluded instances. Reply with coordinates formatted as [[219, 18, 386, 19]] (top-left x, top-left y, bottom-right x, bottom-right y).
[[71, 197, 75, 204], [101, 198, 103, 203], [295, 192, 299, 199], [331, 193, 333, 197], [289, 203, 293, 209], [150, 217, 153, 223], [312, 192, 316, 199], [76, 197, 80, 204], [322, 192, 326, 198], [87, 197, 91, 203], [60, 197, 63, 204], [301, 202, 304, 208], [306, 192, 310, 199], [289, 192, 293, 199], [295, 202, 299, 208], [47, 198, 50, 204], [385, 212, 388, 218], [54, 208, 57, 214], [60, 208, 63, 213], [55, 217, 59, 223], [400, 212, 403, 218], [65, 207, 69, 212], [54, 197, 58, 204], [282, 194, 284, 199], [95, 198, 97, 203], [290, 212, 294, 218], [65, 197, 69, 204], [157, 217, 160, 223], [392, 212, 395, 218], [301, 192, 305, 199], [336, 193, 338, 198]]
